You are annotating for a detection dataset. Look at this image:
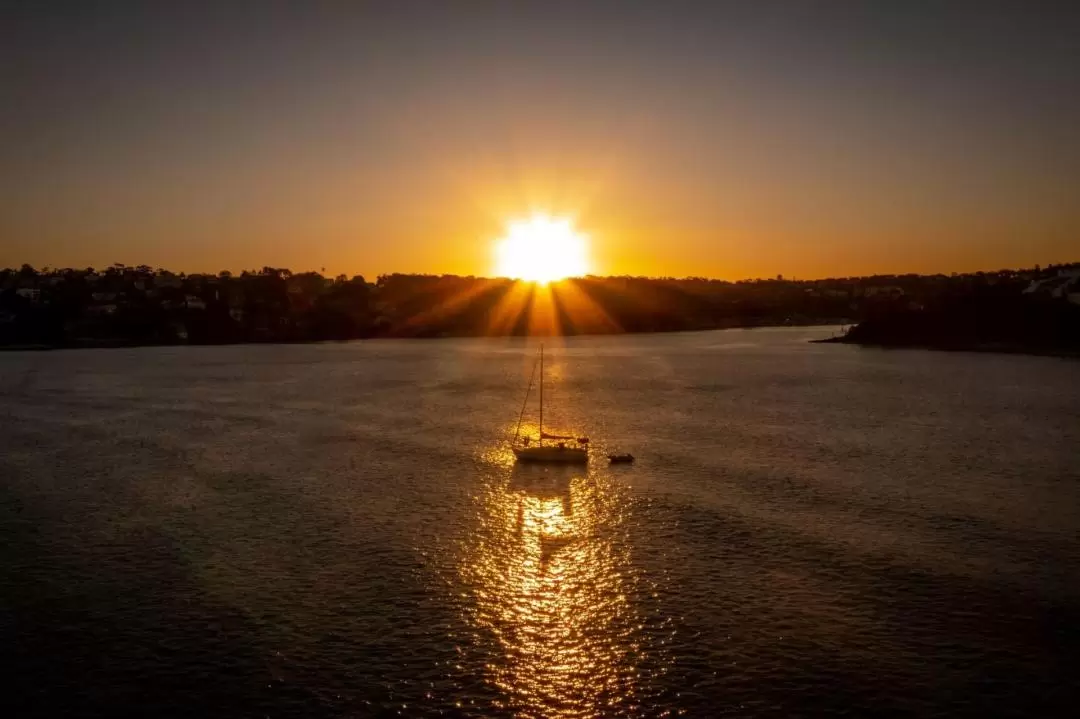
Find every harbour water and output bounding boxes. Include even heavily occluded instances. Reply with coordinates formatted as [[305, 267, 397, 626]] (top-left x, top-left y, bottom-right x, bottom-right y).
[[2, 328, 1078, 717]]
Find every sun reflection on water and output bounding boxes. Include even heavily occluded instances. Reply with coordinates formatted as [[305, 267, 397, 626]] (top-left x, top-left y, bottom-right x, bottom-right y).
[[458, 460, 659, 718]]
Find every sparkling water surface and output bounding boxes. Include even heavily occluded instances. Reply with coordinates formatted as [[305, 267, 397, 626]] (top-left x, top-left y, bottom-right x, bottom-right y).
[[2, 328, 1078, 717]]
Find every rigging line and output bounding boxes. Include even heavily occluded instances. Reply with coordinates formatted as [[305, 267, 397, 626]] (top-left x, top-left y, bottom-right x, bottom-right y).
[[512, 349, 540, 445]]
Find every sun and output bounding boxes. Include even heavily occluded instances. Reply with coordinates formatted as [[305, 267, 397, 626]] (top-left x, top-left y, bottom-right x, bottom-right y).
[[494, 214, 591, 283]]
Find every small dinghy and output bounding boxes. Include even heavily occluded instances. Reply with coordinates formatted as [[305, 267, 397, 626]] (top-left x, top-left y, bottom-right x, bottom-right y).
[[608, 453, 634, 464]]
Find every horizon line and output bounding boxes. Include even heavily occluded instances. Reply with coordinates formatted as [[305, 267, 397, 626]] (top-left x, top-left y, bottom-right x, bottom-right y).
[[4, 259, 1079, 285]]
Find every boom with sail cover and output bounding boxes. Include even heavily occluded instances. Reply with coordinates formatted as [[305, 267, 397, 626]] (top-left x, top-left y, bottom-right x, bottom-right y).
[[540, 432, 589, 443]]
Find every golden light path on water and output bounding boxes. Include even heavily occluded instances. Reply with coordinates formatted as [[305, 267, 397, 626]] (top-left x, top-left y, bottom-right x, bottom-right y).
[[458, 437, 673, 718]]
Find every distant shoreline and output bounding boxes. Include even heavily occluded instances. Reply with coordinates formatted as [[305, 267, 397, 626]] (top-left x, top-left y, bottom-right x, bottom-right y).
[[5, 263, 1075, 352], [813, 335, 1080, 359], [0, 322, 844, 352]]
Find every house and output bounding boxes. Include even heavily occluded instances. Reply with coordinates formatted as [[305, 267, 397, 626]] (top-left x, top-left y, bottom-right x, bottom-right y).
[[226, 290, 246, 312], [170, 321, 189, 341], [864, 285, 904, 298], [1023, 271, 1080, 299], [91, 292, 118, 303], [15, 288, 41, 302], [185, 295, 206, 310], [156, 273, 183, 289]]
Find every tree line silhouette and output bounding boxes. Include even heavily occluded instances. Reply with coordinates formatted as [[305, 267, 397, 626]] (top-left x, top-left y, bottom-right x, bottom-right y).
[[1, 262, 1077, 350], [831, 266, 1080, 354]]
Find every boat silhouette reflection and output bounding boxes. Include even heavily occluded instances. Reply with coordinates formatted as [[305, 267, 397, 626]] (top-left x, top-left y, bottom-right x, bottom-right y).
[[509, 464, 576, 563], [458, 462, 656, 718]]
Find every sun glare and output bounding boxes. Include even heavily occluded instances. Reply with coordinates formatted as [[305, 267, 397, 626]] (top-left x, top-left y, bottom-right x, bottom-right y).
[[494, 214, 590, 283]]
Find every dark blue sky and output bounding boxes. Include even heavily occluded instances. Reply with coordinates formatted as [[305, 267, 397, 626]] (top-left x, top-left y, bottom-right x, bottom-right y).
[[2, 0, 1077, 277]]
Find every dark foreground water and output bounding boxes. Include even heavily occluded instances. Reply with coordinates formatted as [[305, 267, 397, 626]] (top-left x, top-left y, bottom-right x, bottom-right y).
[[2, 328, 1079, 718]]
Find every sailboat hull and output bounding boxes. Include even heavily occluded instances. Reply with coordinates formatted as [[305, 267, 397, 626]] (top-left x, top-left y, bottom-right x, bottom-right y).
[[513, 446, 588, 464]]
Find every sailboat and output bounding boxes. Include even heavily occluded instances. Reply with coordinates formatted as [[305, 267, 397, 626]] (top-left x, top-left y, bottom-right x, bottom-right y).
[[512, 344, 589, 464]]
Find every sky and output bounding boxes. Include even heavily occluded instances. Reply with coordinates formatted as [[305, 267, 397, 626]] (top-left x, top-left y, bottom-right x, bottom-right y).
[[2, 0, 1078, 280]]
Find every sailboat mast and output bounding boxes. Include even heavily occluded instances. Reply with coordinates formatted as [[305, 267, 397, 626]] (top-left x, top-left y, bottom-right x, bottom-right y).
[[539, 344, 543, 446]]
